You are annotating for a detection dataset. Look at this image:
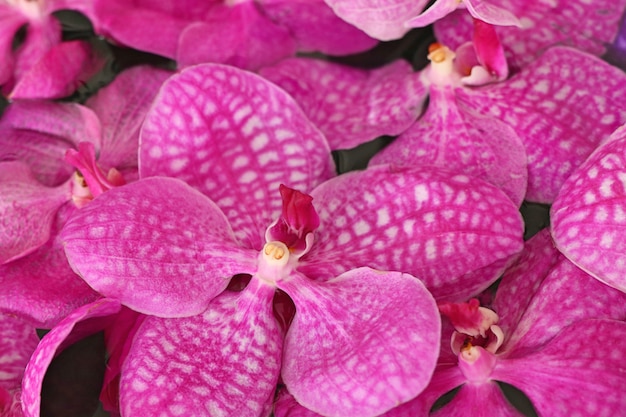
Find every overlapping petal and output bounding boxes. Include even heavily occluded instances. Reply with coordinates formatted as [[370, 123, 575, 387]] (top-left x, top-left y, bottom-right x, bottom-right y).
[[259, 58, 426, 150], [278, 267, 440, 417], [0, 313, 39, 392], [0, 5, 28, 86], [431, 381, 525, 417], [551, 124, 626, 292], [61, 177, 257, 317], [456, 47, 626, 203], [120, 277, 282, 417], [140, 63, 334, 249], [300, 165, 524, 301]]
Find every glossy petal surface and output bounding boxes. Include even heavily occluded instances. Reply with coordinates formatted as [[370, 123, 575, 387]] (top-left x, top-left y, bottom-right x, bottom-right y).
[[120, 278, 281, 417], [300, 165, 524, 301], [0, 161, 71, 264], [372, 85, 527, 205], [140, 63, 334, 249], [279, 268, 440, 417], [21, 299, 122, 417], [551, 125, 626, 292], [458, 47, 626, 203], [260, 58, 426, 150], [61, 177, 257, 317]]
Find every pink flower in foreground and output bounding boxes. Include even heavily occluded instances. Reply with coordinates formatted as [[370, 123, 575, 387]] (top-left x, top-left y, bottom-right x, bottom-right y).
[[322, 0, 520, 41], [551, 123, 626, 293], [275, 229, 626, 416]]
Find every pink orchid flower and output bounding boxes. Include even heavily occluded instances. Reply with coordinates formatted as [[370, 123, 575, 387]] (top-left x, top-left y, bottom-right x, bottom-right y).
[[551, 123, 626, 293], [322, 0, 520, 41], [87, 0, 376, 70], [0, 0, 103, 99], [59, 63, 523, 416], [275, 229, 626, 416], [435, 0, 626, 71], [0, 312, 39, 417]]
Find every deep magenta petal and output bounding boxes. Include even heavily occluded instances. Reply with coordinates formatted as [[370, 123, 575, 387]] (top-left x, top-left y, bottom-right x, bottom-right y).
[[431, 381, 526, 417], [86, 65, 172, 172], [140, 63, 334, 249], [61, 177, 257, 317], [21, 298, 122, 417], [0, 6, 28, 86], [472, 19, 508, 81], [300, 165, 524, 301], [0, 161, 71, 264], [552, 124, 626, 292], [0, 313, 39, 392], [120, 277, 282, 417], [493, 320, 626, 417], [260, 57, 426, 150], [457, 46, 626, 203], [279, 268, 440, 417]]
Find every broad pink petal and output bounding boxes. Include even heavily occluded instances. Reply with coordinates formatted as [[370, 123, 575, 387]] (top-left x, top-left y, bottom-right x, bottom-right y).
[[0, 161, 71, 264], [140, 63, 334, 249], [21, 298, 122, 417], [371, 84, 527, 205], [300, 165, 524, 301], [11, 40, 103, 100], [11, 18, 60, 90], [279, 267, 440, 417], [431, 381, 526, 417], [260, 0, 377, 55], [177, 3, 296, 70], [0, 5, 28, 86], [260, 58, 426, 150], [61, 177, 257, 317], [405, 0, 461, 29], [86, 65, 172, 172], [493, 319, 626, 417], [457, 46, 626, 203], [0, 313, 39, 391], [322, 0, 430, 41], [463, 0, 520, 27], [435, 0, 626, 70], [0, 203, 99, 328], [120, 277, 282, 417], [551, 124, 626, 292]]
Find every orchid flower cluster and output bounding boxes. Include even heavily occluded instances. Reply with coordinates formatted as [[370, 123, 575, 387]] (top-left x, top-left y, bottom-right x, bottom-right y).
[[2, 1, 626, 416]]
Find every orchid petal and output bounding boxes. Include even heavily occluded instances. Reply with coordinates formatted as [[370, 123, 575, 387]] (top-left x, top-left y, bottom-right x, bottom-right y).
[[371, 84, 527, 205], [463, 0, 521, 27], [11, 40, 103, 100], [279, 267, 440, 417], [177, 3, 296, 70], [435, 0, 626, 70], [86, 65, 172, 172], [11, 18, 60, 87], [260, 0, 377, 55], [322, 0, 430, 41], [551, 124, 626, 292], [21, 298, 122, 417], [300, 165, 524, 301], [0, 313, 39, 391], [62, 177, 257, 317], [471, 19, 508, 81], [0, 161, 71, 264], [120, 277, 282, 417], [0, 203, 99, 328], [457, 46, 626, 203], [0, 6, 28, 86], [140, 63, 334, 249], [404, 0, 461, 29], [431, 381, 526, 417], [260, 57, 426, 150], [493, 319, 626, 417]]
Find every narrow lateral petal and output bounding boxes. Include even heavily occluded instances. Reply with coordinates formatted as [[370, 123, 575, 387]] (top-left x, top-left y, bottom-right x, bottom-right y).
[[140, 63, 334, 249], [300, 165, 524, 301], [61, 177, 257, 318], [431, 381, 526, 417], [551, 124, 626, 292], [260, 0, 378, 55], [457, 46, 626, 203], [493, 319, 626, 417], [322, 0, 430, 41], [279, 268, 440, 417], [259, 58, 426, 150], [120, 277, 282, 417], [0, 313, 39, 392], [435, 0, 626, 70], [21, 298, 122, 417], [371, 84, 527, 205], [86, 65, 172, 172], [0, 161, 71, 264]]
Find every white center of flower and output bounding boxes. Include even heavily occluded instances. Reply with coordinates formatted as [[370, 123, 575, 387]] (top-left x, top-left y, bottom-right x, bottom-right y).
[[427, 44, 457, 86], [257, 241, 293, 286]]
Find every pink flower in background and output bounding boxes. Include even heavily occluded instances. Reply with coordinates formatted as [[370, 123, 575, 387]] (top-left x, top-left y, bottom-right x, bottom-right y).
[[551, 123, 626, 293]]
